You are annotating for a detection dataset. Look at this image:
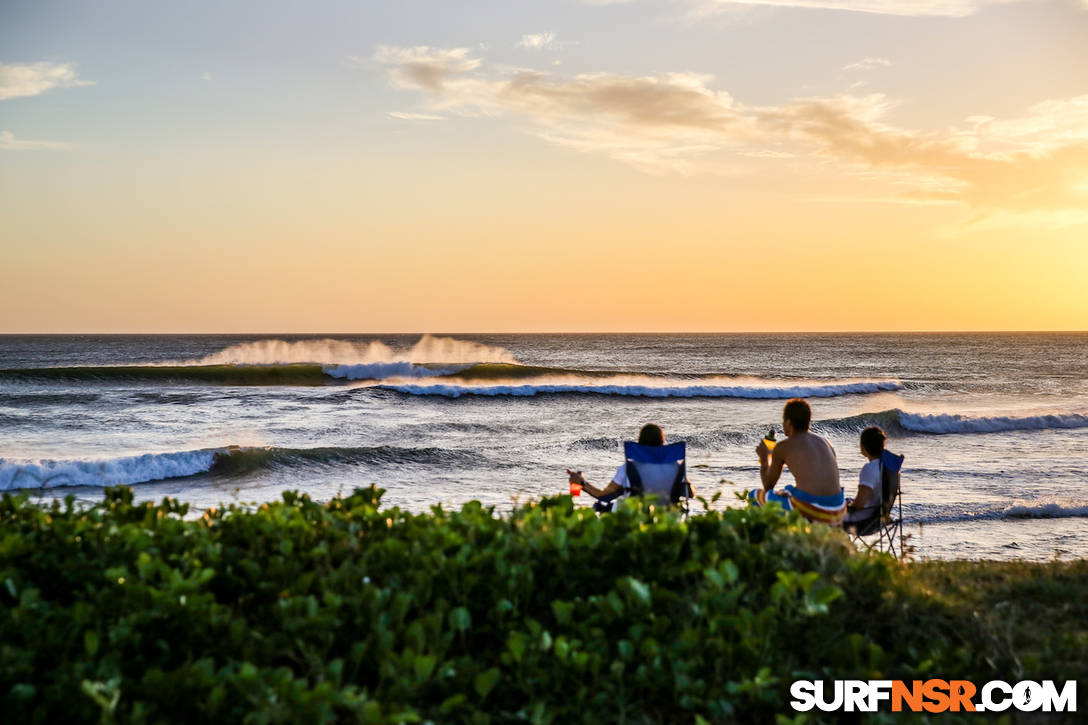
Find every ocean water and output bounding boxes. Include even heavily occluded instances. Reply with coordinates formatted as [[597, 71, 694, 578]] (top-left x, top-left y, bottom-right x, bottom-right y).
[[1, 333, 1086, 561]]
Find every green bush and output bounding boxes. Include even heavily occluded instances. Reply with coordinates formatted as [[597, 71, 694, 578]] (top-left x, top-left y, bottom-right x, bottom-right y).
[[0, 487, 1082, 723]]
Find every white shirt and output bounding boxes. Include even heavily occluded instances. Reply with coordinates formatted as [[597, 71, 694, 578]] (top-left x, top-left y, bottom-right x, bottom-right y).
[[844, 459, 883, 523], [858, 459, 882, 507], [611, 463, 629, 489]]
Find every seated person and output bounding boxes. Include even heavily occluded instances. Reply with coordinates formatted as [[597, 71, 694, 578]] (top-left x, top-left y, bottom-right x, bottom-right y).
[[844, 426, 885, 525], [748, 398, 846, 525], [567, 423, 664, 500]]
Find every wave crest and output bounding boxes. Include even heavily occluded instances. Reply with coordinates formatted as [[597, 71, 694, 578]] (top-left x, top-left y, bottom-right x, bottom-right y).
[[0, 444, 480, 490], [0, 449, 218, 490], [899, 410, 1088, 435], [818, 409, 1088, 435], [913, 501, 1088, 524], [1003, 502, 1088, 519], [379, 379, 903, 399]]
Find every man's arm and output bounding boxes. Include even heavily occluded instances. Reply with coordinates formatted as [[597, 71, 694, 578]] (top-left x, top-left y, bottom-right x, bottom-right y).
[[757, 443, 786, 491]]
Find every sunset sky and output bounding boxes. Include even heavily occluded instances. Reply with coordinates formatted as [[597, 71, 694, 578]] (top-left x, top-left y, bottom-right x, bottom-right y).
[[2, 0, 1086, 332]]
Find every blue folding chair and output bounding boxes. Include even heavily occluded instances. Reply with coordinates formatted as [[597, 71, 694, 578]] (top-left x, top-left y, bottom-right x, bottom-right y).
[[594, 441, 693, 513], [844, 450, 906, 560]]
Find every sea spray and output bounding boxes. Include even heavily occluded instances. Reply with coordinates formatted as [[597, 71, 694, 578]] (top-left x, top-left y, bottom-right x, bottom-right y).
[[190, 334, 517, 366]]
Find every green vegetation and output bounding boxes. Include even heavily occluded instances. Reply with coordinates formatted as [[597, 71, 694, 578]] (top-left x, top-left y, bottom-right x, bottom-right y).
[[1, 487, 1084, 724]]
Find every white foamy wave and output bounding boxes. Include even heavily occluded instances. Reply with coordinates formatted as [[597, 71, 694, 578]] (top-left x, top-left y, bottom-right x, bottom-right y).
[[189, 334, 516, 366], [899, 411, 1088, 435], [1003, 503, 1088, 519], [323, 362, 464, 380], [914, 501, 1088, 524], [0, 449, 218, 490], [379, 379, 903, 399]]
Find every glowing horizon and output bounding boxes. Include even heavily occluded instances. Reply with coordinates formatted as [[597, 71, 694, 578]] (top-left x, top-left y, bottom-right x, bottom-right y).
[[2, 0, 1086, 333]]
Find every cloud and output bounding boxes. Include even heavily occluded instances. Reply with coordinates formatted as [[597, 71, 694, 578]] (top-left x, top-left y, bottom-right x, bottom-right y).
[[952, 95, 1088, 155], [499, 70, 745, 132], [517, 33, 558, 50], [202, 71, 213, 81], [742, 149, 796, 158], [754, 93, 1088, 213], [387, 111, 444, 120], [843, 57, 891, 71], [374, 45, 1088, 215], [0, 62, 94, 101], [0, 130, 71, 151], [372, 46, 481, 92], [691, 0, 1022, 18]]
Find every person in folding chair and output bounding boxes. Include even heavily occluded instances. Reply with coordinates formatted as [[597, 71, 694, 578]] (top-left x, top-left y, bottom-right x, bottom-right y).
[[747, 399, 847, 525], [842, 426, 906, 557], [566, 424, 693, 513]]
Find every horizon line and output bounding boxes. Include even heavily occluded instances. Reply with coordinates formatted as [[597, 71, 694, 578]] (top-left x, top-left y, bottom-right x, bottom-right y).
[[2, 330, 1086, 336]]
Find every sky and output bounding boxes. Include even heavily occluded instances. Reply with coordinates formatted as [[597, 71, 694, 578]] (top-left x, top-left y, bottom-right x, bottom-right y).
[[1, 0, 1086, 333]]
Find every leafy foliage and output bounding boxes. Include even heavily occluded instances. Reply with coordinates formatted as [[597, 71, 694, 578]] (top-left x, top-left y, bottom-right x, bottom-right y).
[[0, 486, 1082, 723]]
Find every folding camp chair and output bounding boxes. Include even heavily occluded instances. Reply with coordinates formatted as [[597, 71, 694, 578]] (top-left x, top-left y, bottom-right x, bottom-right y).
[[594, 441, 693, 514], [845, 450, 905, 560]]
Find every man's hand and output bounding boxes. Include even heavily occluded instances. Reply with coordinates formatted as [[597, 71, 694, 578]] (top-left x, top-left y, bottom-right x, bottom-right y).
[[757, 442, 784, 491], [566, 469, 585, 485]]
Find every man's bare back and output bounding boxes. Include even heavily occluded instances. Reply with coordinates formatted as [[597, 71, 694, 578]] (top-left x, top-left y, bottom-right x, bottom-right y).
[[757, 398, 843, 498], [770, 431, 840, 497]]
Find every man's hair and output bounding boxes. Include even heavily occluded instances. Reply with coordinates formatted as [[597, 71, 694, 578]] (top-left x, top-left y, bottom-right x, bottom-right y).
[[782, 399, 811, 431], [860, 426, 886, 457], [638, 424, 664, 446]]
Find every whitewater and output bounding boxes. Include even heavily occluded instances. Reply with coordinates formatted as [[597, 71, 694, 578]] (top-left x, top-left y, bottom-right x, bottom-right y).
[[1, 332, 1086, 561]]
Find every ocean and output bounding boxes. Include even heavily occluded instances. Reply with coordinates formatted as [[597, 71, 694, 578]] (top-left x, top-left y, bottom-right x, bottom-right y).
[[1, 333, 1085, 561]]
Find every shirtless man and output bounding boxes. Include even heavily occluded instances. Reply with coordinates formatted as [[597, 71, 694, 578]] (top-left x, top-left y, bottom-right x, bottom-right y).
[[756, 398, 840, 497]]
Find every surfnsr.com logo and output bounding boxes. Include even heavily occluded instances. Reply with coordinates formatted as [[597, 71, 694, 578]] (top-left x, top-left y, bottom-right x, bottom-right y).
[[790, 680, 1077, 713]]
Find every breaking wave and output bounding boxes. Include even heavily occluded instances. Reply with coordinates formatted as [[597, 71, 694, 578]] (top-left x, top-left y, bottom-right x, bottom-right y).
[[0, 361, 617, 386], [0, 444, 480, 491], [0, 335, 520, 386], [898, 411, 1088, 434], [1003, 502, 1088, 519], [818, 409, 1088, 435], [378, 379, 903, 399], [912, 501, 1088, 524], [1, 449, 219, 490], [189, 335, 517, 366], [0, 348, 905, 400]]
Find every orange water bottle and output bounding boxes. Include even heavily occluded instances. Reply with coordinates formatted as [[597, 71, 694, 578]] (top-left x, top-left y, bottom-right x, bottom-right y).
[[569, 473, 583, 496]]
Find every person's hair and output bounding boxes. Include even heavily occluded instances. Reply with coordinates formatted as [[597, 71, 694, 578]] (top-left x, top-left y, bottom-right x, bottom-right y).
[[782, 398, 811, 432], [638, 424, 664, 446], [860, 426, 886, 457]]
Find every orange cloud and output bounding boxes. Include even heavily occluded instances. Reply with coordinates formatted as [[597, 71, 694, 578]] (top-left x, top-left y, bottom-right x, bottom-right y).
[[374, 47, 1088, 217]]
